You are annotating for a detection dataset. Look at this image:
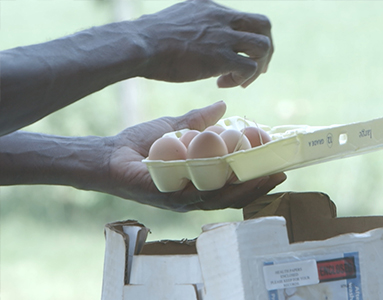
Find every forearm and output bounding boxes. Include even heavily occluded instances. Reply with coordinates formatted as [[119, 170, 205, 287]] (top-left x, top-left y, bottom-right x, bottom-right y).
[[0, 0, 274, 136], [0, 131, 113, 191], [0, 21, 148, 136]]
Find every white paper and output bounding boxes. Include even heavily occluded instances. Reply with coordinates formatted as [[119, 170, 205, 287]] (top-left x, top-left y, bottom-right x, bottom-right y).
[[263, 259, 319, 291]]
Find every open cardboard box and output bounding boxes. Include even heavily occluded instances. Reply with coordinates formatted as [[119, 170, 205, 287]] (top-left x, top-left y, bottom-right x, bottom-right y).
[[101, 192, 383, 300]]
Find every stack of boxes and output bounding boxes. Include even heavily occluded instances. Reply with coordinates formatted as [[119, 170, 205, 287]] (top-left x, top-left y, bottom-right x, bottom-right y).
[[101, 192, 383, 300]]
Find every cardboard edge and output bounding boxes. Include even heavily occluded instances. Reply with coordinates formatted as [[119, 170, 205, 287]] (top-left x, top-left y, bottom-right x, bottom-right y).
[[104, 220, 150, 284]]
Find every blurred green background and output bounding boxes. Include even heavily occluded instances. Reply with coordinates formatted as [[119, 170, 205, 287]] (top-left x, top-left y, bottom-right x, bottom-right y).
[[1, 0, 383, 299]]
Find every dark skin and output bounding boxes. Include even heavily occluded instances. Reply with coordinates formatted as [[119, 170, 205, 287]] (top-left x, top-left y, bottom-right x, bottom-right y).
[[0, 0, 285, 212], [106, 101, 286, 212], [135, 0, 273, 86], [0, 102, 286, 212], [0, 0, 273, 135]]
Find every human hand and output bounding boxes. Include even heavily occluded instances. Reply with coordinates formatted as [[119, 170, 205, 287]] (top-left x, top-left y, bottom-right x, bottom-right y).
[[104, 101, 286, 212], [134, 0, 273, 88]]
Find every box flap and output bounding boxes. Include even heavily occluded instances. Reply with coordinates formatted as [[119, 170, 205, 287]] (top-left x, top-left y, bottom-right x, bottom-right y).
[[103, 220, 150, 284], [102, 226, 127, 300], [129, 255, 202, 284], [243, 192, 383, 243]]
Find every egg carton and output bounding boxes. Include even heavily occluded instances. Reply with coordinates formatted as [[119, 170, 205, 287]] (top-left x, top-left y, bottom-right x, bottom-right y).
[[142, 116, 383, 192]]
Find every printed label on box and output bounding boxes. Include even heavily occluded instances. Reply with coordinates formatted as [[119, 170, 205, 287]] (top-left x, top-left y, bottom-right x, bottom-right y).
[[317, 257, 357, 283], [263, 259, 319, 290], [263, 252, 363, 300]]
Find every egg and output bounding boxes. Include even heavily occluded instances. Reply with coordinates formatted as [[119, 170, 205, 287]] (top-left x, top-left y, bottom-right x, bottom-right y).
[[241, 126, 271, 147], [148, 136, 187, 160], [187, 131, 228, 159], [179, 130, 200, 147], [204, 125, 225, 134], [220, 129, 251, 153]]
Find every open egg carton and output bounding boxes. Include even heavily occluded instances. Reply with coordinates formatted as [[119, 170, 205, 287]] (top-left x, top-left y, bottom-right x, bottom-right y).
[[142, 116, 383, 192]]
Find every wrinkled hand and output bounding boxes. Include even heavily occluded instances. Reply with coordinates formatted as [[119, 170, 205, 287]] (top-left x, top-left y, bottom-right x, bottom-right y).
[[135, 0, 273, 88], [105, 101, 286, 212]]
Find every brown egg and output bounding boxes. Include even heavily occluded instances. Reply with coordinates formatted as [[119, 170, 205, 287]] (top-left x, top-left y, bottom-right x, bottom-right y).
[[148, 136, 187, 160], [187, 131, 228, 159], [204, 125, 225, 134], [241, 126, 271, 148], [179, 130, 200, 148], [220, 129, 251, 153]]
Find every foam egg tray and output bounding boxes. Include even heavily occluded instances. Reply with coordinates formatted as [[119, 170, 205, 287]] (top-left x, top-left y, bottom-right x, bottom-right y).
[[142, 116, 383, 192]]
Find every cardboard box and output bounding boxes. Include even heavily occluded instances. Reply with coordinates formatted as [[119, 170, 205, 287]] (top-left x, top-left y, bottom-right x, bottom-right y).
[[101, 220, 202, 300], [101, 192, 383, 300], [197, 216, 383, 299]]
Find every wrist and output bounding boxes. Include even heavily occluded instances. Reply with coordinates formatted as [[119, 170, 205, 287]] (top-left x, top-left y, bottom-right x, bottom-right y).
[[59, 135, 115, 193]]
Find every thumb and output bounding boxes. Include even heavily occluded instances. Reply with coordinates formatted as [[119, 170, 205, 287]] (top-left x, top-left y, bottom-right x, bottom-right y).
[[175, 101, 227, 131]]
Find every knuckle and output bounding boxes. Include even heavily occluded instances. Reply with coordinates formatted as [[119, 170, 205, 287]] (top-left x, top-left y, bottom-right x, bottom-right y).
[[230, 14, 247, 30]]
